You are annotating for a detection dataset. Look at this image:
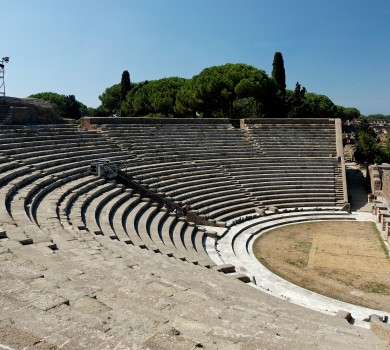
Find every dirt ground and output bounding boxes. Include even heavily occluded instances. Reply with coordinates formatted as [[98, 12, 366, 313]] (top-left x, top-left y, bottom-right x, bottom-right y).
[[253, 220, 390, 312]]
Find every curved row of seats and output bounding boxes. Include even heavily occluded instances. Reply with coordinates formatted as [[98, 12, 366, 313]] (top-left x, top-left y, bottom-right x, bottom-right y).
[[0, 121, 344, 269], [0, 121, 342, 286], [125, 161, 260, 220], [124, 158, 342, 214], [0, 120, 388, 348], [212, 209, 390, 322], [0, 124, 217, 270], [0, 120, 343, 274], [246, 121, 337, 157], [1, 207, 384, 349], [59, 176, 218, 267], [0, 125, 131, 245], [99, 123, 259, 164], [0, 126, 219, 269], [217, 158, 344, 207], [100, 120, 344, 210]]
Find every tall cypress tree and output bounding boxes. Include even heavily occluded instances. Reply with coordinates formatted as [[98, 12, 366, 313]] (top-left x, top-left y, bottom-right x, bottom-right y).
[[272, 52, 286, 97], [120, 70, 131, 102]]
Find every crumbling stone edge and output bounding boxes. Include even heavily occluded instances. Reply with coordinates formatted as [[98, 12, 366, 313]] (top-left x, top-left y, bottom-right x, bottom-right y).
[[336, 310, 390, 343], [370, 314, 390, 344]]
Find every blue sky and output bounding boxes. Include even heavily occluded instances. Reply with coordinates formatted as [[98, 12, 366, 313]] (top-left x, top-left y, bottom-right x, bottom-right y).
[[2, 0, 390, 115]]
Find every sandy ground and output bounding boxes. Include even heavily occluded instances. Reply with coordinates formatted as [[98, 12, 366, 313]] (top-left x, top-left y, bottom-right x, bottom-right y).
[[253, 220, 390, 312]]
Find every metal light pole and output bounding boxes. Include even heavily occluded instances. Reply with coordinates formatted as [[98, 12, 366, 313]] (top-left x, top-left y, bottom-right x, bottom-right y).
[[0, 57, 10, 98]]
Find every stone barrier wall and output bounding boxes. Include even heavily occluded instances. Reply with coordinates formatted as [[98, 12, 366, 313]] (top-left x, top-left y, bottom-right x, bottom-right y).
[[335, 118, 349, 203], [82, 117, 337, 129], [369, 165, 382, 195], [242, 118, 335, 125], [369, 164, 390, 197], [81, 117, 231, 128]]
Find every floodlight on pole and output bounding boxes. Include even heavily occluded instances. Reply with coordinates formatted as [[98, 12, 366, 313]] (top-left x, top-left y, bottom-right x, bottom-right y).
[[0, 56, 10, 98]]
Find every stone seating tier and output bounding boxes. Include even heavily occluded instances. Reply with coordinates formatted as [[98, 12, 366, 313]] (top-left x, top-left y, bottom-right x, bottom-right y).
[[124, 158, 340, 213], [0, 120, 368, 349], [110, 194, 140, 244], [51, 171, 220, 267], [84, 186, 125, 235], [100, 190, 133, 234], [5, 235, 378, 349]]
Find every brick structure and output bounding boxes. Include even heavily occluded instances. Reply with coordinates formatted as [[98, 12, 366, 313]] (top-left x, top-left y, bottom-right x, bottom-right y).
[[368, 164, 390, 197]]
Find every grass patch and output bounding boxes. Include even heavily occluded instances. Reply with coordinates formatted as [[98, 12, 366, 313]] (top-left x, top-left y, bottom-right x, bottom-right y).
[[294, 241, 311, 253], [360, 282, 390, 295], [371, 222, 389, 257]]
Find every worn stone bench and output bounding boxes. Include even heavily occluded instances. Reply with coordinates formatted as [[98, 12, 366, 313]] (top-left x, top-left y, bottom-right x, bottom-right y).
[[84, 186, 124, 236], [111, 194, 141, 244], [68, 182, 117, 230]]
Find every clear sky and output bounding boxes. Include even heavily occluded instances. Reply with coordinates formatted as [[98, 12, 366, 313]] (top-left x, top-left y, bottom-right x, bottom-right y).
[[2, 0, 390, 115]]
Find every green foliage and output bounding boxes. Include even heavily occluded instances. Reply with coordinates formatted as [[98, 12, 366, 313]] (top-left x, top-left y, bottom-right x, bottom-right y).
[[175, 63, 280, 119], [272, 52, 286, 96], [96, 61, 364, 121], [29, 92, 67, 112], [28, 92, 91, 119], [285, 82, 306, 118], [302, 93, 337, 118], [336, 106, 361, 121], [355, 132, 382, 163], [79, 104, 95, 117], [63, 95, 82, 120], [357, 117, 376, 137], [96, 83, 121, 117], [285, 89, 357, 120], [354, 118, 383, 163], [175, 80, 201, 117], [97, 71, 131, 117], [120, 70, 131, 103], [121, 77, 187, 117]]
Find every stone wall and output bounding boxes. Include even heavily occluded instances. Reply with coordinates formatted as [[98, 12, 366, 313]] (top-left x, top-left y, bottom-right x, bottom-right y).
[[335, 118, 349, 203], [81, 117, 231, 128], [82, 117, 337, 129], [368, 164, 390, 197], [242, 118, 335, 125], [369, 166, 382, 195]]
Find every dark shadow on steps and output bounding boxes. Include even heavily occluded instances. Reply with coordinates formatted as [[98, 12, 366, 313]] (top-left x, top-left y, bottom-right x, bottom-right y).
[[346, 165, 371, 212]]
